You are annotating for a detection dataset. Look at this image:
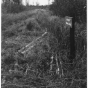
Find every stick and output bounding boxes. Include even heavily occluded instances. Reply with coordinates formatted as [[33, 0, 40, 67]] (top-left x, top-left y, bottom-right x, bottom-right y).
[[18, 32, 48, 54]]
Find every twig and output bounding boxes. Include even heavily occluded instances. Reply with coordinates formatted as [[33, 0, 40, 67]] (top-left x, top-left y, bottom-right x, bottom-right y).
[[55, 53, 60, 75], [59, 52, 64, 77], [50, 55, 54, 71]]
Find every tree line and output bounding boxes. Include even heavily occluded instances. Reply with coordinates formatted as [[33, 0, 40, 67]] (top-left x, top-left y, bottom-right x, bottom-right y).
[[2, 0, 22, 5], [50, 0, 86, 23]]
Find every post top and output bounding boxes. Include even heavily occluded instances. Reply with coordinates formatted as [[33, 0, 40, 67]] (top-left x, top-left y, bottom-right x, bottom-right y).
[[65, 16, 72, 27]]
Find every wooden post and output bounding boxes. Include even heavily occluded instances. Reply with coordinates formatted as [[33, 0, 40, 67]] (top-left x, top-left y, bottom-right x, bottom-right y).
[[70, 18, 75, 57], [70, 17, 75, 69], [65, 16, 75, 69]]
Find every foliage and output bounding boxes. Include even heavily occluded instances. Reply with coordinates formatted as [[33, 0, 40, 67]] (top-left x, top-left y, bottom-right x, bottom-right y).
[[2, 1, 26, 13], [13, 0, 22, 5], [2, 9, 86, 88], [49, 0, 86, 23]]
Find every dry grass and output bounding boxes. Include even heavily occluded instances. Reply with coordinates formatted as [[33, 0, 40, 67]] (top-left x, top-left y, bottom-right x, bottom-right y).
[[2, 9, 86, 88]]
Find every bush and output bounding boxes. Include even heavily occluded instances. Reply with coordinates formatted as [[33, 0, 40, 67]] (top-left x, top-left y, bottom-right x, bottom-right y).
[[25, 18, 41, 31], [2, 2, 26, 13]]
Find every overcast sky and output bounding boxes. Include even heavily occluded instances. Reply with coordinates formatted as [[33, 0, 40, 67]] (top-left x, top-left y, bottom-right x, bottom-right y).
[[22, 0, 54, 5]]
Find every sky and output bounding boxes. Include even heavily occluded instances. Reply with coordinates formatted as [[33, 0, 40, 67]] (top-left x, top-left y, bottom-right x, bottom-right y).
[[22, 0, 54, 5]]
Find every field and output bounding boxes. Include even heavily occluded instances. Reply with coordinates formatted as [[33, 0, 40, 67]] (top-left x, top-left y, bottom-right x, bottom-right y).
[[1, 6, 87, 88]]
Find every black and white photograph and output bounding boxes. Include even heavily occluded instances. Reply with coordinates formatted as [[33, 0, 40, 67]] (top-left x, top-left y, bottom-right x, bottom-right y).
[[1, 0, 87, 88]]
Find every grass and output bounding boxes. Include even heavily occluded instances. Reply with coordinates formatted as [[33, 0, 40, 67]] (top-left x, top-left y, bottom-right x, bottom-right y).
[[2, 8, 87, 88]]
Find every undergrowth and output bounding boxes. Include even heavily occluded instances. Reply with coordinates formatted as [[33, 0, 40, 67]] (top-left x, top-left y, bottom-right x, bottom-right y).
[[2, 9, 86, 88]]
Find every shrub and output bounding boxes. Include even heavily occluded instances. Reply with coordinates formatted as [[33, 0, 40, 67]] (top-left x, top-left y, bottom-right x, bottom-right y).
[[2, 2, 26, 13], [25, 18, 41, 31]]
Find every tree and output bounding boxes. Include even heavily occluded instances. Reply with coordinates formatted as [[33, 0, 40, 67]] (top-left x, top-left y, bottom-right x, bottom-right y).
[[13, 0, 21, 5], [36, 2, 39, 6], [26, 0, 30, 6], [50, 0, 86, 23], [2, 0, 25, 13], [2, 0, 5, 3]]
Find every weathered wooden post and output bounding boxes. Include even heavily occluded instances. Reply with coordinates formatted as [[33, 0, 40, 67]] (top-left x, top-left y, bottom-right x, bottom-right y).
[[65, 16, 75, 69]]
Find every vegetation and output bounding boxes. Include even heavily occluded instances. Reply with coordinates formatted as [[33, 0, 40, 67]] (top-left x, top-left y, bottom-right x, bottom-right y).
[[2, 0, 26, 13], [49, 0, 86, 23], [2, 0, 48, 13], [2, 1, 86, 88]]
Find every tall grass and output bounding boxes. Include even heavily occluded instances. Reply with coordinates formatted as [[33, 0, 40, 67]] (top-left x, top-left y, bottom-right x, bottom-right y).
[[2, 9, 86, 88]]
